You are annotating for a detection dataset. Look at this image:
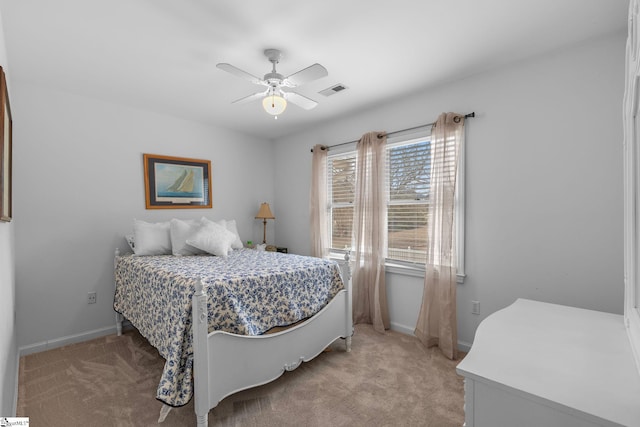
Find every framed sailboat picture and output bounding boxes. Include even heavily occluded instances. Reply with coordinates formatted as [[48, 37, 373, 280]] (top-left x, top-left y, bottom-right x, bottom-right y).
[[143, 153, 212, 209], [0, 66, 11, 222]]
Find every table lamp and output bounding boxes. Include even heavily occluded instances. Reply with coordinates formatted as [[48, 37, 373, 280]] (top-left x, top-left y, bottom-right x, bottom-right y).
[[255, 202, 275, 244]]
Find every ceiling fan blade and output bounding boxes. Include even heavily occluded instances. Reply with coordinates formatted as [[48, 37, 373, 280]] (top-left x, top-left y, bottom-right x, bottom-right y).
[[283, 91, 318, 110], [216, 63, 266, 86], [232, 90, 268, 105], [284, 63, 328, 87]]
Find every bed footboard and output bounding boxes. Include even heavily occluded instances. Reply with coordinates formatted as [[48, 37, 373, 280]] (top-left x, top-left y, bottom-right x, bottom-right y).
[[191, 254, 353, 427]]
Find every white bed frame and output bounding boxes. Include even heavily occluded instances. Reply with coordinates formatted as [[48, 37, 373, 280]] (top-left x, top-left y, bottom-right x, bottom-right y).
[[114, 250, 353, 426]]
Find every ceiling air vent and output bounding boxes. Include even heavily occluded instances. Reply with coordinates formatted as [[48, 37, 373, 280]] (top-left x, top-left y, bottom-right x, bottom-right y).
[[319, 84, 348, 97]]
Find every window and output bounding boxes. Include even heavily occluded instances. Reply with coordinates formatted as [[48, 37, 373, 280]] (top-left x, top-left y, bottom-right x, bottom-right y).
[[327, 131, 465, 280], [328, 155, 356, 251], [387, 140, 430, 263]]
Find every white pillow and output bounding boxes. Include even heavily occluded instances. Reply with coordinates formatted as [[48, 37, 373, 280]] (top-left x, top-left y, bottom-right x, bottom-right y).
[[223, 219, 243, 249], [169, 218, 205, 256], [186, 219, 236, 257], [133, 219, 171, 256], [203, 217, 244, 250]]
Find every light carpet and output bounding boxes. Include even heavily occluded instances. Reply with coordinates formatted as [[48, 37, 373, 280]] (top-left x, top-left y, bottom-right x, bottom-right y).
[[17, 324, 465, 426]]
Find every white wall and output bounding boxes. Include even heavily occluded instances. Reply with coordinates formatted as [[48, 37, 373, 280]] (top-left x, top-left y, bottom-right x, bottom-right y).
[[0, 4, 17, 415], [11, 83, 274, 350], [273, 32, 626, 348]]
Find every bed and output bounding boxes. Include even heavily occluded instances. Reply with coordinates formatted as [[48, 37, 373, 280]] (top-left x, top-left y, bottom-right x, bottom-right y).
[[113, 244, 352, 427]]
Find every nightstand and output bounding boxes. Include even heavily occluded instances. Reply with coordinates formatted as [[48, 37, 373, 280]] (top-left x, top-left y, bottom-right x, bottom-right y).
[[265, 245, 288, 253]]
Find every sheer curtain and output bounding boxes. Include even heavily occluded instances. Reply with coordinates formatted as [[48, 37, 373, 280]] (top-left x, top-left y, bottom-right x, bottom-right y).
[[414, 112, 465, 360], [310, 144, 328, 258], [352, 131, 390, 332]]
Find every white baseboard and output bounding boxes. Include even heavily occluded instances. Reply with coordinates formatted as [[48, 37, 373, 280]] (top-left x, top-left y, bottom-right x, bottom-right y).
[[18, 325, 117, 356], [389, 321, 472, 353], [457, 340, 472, 353], [389, 320, 415, 336], [16, 320, 472, 357]]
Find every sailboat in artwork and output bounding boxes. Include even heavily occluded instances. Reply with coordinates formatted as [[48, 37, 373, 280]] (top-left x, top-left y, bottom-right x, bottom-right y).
[[177, 170, 194, 192], [166, 169, 195, 193]]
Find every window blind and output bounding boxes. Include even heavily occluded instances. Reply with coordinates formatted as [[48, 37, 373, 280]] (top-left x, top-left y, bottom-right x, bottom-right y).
[[387, 140, 430, 263], [328, 155, 356, 251]]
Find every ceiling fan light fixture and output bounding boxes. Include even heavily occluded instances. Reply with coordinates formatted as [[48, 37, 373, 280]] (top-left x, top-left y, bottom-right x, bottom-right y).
[[262, 94, 287, 115], [218, 49, 326, 116]]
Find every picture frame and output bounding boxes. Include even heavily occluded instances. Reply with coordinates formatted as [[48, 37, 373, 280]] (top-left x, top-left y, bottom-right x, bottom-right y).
[[0, 66, 12, 222], [143, 153, 212, 209]]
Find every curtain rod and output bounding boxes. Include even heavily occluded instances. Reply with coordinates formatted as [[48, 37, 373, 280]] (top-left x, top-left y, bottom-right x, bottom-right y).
[[310, 112, 475, 153]]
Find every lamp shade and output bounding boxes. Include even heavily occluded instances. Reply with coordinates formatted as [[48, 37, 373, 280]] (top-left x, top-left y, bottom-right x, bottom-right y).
[[262, 95, 287, 115], [255, 202, 275, 219]]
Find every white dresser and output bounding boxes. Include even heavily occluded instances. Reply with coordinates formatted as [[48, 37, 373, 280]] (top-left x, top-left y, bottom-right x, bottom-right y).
[[456, 299, 640, 427]]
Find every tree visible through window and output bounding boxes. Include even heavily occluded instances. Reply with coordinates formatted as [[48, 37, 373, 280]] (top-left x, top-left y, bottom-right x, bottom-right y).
[[387, 141, 430, 263]]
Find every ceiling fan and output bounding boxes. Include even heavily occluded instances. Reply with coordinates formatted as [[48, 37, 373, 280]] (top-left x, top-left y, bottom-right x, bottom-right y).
[[216, 49, 328, 117]]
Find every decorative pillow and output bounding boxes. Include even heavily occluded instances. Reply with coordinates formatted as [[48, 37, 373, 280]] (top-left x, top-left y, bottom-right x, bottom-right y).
[[169, 218, 206, 256], [201, 217, 244, 250], [133, 219, 171, 256], [223, 219, 244, 249], [186, 218, 236, 257]]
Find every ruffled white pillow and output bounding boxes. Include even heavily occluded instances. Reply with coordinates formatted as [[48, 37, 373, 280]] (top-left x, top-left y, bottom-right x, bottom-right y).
[[186, 218, 236, 257], [170, 218, 206, 256], [133, 219, 171, 256], [215, 218, 243, 249]]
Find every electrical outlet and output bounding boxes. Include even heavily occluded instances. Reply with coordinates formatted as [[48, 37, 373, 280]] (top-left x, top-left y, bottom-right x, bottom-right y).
[[472, 300, 480, 315], [88, 292, 97, 304]]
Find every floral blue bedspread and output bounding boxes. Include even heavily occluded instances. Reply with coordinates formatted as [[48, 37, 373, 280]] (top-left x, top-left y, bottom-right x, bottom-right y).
[[113, 248, 344, 407]]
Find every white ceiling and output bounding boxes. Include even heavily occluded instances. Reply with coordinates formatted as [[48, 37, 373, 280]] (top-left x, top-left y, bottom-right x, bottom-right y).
[[0, 0, 629, 140]]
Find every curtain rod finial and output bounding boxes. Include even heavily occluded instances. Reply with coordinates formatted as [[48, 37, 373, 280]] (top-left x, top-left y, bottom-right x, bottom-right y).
[[310, 145, 328, 153]]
